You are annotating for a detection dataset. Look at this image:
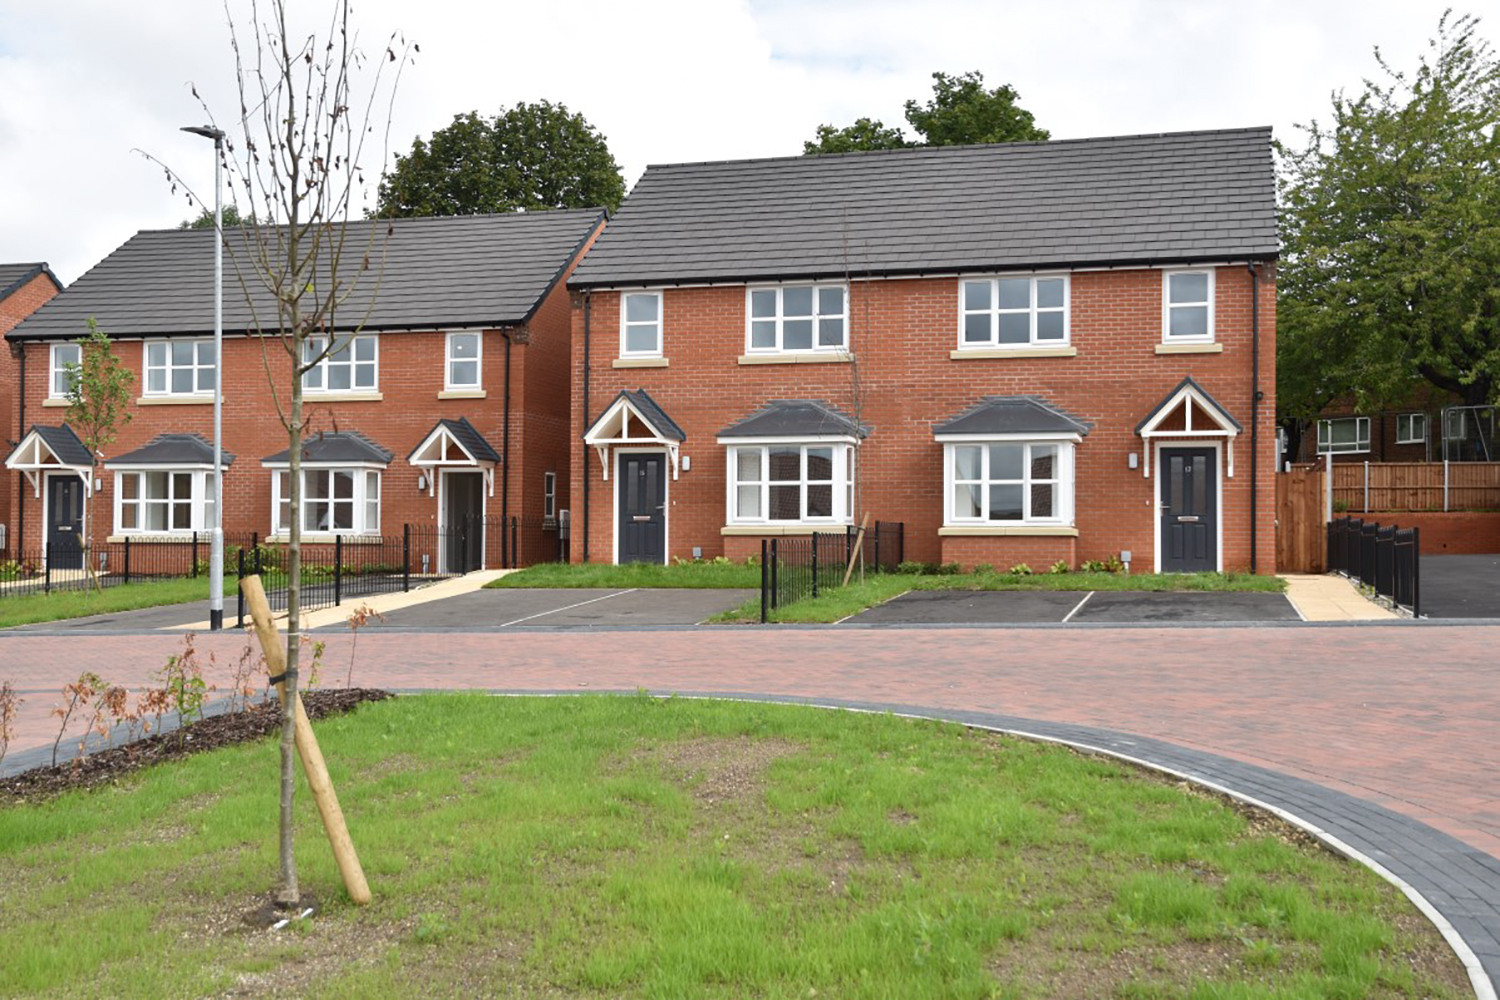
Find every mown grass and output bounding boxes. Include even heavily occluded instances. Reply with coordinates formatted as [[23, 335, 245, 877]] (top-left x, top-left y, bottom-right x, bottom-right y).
[[488, 559, 760, 589], [718, 570, 1287, 623], [0, 576, 229, 628], [0, 695, 1467, 1000]]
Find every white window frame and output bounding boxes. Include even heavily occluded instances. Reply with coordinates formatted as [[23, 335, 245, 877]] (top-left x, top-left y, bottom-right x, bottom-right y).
[[1162, 269, 1216, 343], [143, 339, 216, 397], [112, 469, 217, 535], [444, 332, 482, 391], [958, 274, 1070, 349], [723, 440, 855, 525], [302, 334, 379, 393], [744, 284, 848, 355], [269, 466, 382, 536], [49, 342, 81, 399], [1317, 416, 1371, 455], [1396, 413, 1427, 445], [941, 438, 1075, 527], [620, 291, 663, 358], [543, 471, 557, 520]]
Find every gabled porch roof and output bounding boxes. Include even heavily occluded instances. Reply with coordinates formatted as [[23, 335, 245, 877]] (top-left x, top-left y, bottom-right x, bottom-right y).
[[1135, 377, 1242, 478], [408, 418, 501, 497], [3, 424, 93, 498], [583, 389, 685, 481]]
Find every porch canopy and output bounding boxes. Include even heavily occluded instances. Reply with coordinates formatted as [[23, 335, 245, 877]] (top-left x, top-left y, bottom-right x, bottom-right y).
[[1134, 377, 1242, 478], [4, 424, 93, 497], [583, 389, 685, 480], [407, 418, 501, 497]]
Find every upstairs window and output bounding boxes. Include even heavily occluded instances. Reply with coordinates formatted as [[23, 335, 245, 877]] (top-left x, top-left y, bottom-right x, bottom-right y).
[[960, 276, 1068, 348], [446, 332, 481, 390], [303, 334, 378, 393], [145, 340, 216, 396], [1163, 270, 1215, 342], [49, 343, 81, 399], [746, 284, 846, 354], [621, 292, 662, 357], [1317, 417, 1370, 454]]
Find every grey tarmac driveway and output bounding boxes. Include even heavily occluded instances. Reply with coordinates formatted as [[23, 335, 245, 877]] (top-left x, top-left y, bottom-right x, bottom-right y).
[[846, 588, 1301, 625], [341, 586, 755, 630], [1423, 554, 1500, 619]]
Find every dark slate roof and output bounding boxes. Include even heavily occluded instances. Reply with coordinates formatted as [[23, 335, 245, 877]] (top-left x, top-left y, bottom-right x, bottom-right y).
[[718, 400, 869, 439], [0, 263, 62, 301], [621, 389, 686, 442], [934, 396, 1093, 437], [570, 128, 1276, 289], [108, 433, 235, 467], [8, 210, 606, 342], [408, 417, 501, 464], [9, 424, 93, 466], [262, 431, 393, 465], [1135, 376, 1243, 434]]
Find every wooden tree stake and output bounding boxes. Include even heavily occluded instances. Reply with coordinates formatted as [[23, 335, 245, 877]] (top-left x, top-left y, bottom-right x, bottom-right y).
[[241, 574, 372, 906], [843, 513, 871, 587]]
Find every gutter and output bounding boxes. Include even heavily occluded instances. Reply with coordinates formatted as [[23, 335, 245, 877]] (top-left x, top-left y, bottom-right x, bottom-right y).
[[501, 331, 512, 566], [581, 291, 591, 563], [14, 342, 24, 551], [1248, 263, 1261, 574]]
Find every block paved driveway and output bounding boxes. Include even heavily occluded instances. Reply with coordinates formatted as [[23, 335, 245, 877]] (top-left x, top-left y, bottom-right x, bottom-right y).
[[3, 622, 1498, 989]]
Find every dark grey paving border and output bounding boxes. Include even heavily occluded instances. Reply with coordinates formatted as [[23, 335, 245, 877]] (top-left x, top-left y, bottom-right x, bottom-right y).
[[432, 687, 1497, 999]]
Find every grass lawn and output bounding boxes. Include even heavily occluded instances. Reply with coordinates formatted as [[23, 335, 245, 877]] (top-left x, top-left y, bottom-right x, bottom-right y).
[[0, 576, 227, 628], [0, 695, 1467, 999]]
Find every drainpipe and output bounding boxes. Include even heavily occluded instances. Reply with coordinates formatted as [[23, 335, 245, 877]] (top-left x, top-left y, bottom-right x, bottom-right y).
[[581, 291, 592, 563], [501, 330, 512, 566], [15, 342, 26, 552], [1247, 262, 1262, 574]]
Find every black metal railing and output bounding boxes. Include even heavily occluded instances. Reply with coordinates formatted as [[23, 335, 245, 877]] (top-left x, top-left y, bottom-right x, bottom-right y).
[[0, 532, 259, 601], [1326, 515, 1420, 617], [759, 521, 904, 622]]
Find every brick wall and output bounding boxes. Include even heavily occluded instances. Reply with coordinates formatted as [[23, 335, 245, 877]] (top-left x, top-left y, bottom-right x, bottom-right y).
[[1, 271, 63, 547], [572, 264, 1278, 574]]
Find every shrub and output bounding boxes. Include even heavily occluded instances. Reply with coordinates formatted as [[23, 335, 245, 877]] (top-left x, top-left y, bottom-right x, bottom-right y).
[[973, 563, 995, 575], [1049, 559, 1071, 574], [1009, 563, 1034, 576]]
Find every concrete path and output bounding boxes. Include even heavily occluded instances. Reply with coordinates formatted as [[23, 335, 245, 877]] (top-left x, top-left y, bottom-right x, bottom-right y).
[[1283, 573, 1399, 620]]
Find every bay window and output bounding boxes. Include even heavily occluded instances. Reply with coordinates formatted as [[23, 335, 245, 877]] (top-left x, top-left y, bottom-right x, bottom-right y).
[[727, 443, 854, 524], [114, 470, 217, 534], [944, 441, 1074, 525], [271, 467, 382, 535]]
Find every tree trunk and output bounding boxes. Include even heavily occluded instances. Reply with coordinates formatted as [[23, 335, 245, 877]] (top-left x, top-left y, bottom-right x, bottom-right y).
[[277, 367, 303, 908]]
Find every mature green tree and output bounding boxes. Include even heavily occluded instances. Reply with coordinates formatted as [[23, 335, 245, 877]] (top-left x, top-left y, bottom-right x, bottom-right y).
[[375, 101, 625, 216], [804, 70, 1048, 154], [178, 205, 253, 229], [1278, 12, 1500, 431]]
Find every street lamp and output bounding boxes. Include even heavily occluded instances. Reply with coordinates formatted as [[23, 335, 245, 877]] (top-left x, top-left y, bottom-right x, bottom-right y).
[[182, 125, 226, 630]]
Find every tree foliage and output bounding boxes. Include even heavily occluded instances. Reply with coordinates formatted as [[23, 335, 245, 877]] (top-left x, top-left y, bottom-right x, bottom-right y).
[[375, 101, 625, 217], [178, 204, 254, 229], [63, 318, 134, 463], [804, 70, 1048, 154], [1278, 12, 1500, 423]]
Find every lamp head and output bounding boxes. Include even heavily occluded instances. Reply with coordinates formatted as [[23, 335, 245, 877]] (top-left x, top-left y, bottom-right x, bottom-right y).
[[180, 125, 225, 143]]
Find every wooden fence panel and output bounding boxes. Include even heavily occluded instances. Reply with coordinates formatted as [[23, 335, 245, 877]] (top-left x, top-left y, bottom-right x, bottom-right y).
[[1276, 467, 1326, 573], [1321, 462, 1500, 512]]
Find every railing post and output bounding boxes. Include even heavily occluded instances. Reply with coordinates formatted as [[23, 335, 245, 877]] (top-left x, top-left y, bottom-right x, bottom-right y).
[[253, 531, 262, 578], [236, 544, 246, 629], [760, 538, 769, 624], [511, 516, 518, 569], [1412, 525, 1421, 619], [403, 524, 411, 592], [123, 536, 131, 586], [811, 531, 819, 599], [44, 542, 52, 594], [770, 538, 779, 611], [334, 534, 344, 607]]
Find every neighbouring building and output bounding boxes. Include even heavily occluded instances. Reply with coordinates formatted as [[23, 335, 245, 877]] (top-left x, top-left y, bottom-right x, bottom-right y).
[[0, 263, 64, 551], [568, 128, 1279, 573], [4, 210, 604, 570]]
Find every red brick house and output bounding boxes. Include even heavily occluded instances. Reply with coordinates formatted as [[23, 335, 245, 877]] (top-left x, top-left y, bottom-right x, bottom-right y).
[[4, 210, 603, 569], [0, 263, 64, 550], [568, 129, 1278, 573]]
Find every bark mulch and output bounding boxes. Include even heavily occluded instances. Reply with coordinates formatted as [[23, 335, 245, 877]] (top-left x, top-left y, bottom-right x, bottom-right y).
[[0, 688, 393, 804]]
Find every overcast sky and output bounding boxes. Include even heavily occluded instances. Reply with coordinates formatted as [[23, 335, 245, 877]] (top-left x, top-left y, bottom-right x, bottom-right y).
[[0, 0, 1475, 284]]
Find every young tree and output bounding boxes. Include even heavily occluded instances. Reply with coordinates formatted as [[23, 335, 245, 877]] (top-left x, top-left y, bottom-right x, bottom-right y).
[[154, 0, 412, 908], [63, 319, 134, 584], [804, 70, 1048, 154], [1278, 12, 1500, 427], [375, 101, 625, 217]]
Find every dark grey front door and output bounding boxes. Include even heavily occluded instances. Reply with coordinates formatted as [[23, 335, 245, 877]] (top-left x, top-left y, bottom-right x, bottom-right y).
[[47, 475, 85, 570], [443, 472, 484, 573], [618, 452, 665, 564], [1160, 447, 1217, 573]]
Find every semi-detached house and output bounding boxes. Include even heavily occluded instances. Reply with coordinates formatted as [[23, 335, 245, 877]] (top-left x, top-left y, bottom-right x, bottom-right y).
[[568, 128, 1278, 573], [4, 209, 604, 570]]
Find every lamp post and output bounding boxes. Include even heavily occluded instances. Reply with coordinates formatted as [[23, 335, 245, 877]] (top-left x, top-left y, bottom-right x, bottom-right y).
[[182, 125, 226, 630]]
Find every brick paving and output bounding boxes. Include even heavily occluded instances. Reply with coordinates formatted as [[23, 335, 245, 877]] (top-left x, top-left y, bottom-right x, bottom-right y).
[[2, 621, 1497, 993]]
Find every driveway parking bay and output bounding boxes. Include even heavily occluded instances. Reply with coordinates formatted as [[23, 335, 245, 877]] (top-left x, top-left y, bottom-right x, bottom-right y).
[[341, 587, 755, 630], [845, 588, 1300, 625]]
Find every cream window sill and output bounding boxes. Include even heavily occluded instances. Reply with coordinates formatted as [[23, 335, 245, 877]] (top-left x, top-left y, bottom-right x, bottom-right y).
[[1155, 342, 1223, 354], [266, 533, 385, 545], [41, 398, 70, 408], [438, 389, 487, 400], [137, 395, 213, 406], [613, 357, 669, 369], [949, 346, 1077, 360], [938, 525, 1079, 537], [737, 352, 851, 366], [721, 524, 850, 536], [302, 392, 384, 402]]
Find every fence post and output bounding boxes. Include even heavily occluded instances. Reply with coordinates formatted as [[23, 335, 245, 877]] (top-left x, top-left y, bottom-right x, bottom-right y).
[[403, 524, 411, 592], [872, 522, 881, 570], [1363, 461, 1369, 513], [1324, 451, 1333, 524], [44, 542, 52, 594], [760, 538, 769, 624], [511, 516, 518, 569], [770, 538, 779, 611], [123, 536, 131, 586], [811, 531, 819, 599], [334, 534, 343, 607], [1412, 525, 1421, 619], [1443, 460, 1450, 512], [192, 531, 200, 578], [236, 544, 246, 629]]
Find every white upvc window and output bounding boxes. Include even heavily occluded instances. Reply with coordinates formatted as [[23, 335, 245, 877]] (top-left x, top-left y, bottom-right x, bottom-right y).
[[1396, 413, 1427, 445], [114, 470, 217, 534], [144, 339, 216, 396], [49, 343, 81, 399], [271, 467, 382, 535], [943, 440, 1075, 525], [959, 275, 1069, 348], [1317, 417, 1371, 454], [543, 471, 557, 520], [445, 332, 481, 390], [620, 291, 663, 357], [302, 334, 378, 393], [726, 442, 854, 524], [1163, 269, 1215, 342], [746, 284, 847, 354]]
